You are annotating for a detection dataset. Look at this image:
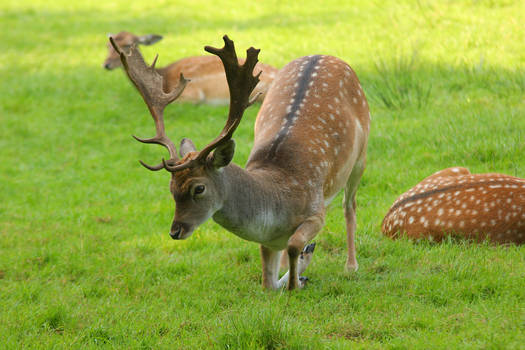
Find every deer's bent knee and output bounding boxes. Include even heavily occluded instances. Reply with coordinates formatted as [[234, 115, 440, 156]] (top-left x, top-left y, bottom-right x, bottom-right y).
[[286, 243, 302, 258]]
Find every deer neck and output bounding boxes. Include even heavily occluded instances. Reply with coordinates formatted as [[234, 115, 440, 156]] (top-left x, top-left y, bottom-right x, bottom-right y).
[[152, 66, 171, 93], [212, 163, 298, 245], [154, 66, 167, 76]]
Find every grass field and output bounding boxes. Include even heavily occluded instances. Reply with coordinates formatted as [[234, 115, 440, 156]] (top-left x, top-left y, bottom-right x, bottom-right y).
[[1, 0, 524, 348]]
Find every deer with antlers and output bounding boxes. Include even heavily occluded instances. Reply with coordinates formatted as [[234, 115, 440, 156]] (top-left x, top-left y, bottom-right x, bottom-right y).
[[382, 167, 525, 244], [110, 35, 370, 290], [105, 31, 277, 105]]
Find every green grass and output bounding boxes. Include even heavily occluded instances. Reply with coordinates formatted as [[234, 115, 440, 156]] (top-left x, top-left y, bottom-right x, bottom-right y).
[[1, 0, 524, 348]]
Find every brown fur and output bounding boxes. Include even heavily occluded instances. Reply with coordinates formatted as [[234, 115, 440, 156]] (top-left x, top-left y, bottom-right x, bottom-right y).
[[382, 167, 525, 244], [168, 55, 371, 289], [104, 31, 278, 104], [120, 37, 371, 289]]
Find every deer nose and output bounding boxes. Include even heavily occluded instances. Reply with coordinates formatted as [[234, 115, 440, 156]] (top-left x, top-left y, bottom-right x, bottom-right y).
[[170, 222, 185, 240], [104, 63, 112, 70]]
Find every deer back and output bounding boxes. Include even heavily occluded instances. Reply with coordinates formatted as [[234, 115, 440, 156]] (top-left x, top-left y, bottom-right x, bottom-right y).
[[247, 55, 370, 202], [382, 167, 525, 244]]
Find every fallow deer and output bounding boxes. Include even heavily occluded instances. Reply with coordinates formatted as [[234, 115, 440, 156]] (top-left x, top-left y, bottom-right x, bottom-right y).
[[382, 167, 525, 245], [105, 31, 277, 104], [110, 35, 371, 290]]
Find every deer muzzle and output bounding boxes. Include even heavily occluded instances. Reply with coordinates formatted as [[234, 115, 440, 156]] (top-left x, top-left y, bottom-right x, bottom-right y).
[[170, 221, 192, 240], [103, 58, 120, 70]]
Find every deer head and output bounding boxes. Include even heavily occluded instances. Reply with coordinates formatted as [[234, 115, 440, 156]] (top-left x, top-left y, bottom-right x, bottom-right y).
[[111, 35, 260, 239], [104, 31, 163, 70]]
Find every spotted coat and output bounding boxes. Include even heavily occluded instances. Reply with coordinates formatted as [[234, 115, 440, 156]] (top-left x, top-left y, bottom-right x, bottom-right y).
[[382, 167, 525, 244], [247, 55, 370, 207]]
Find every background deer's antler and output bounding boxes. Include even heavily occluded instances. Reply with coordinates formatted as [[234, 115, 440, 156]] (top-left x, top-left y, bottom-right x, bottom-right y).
[[110, 36, 189, 171]]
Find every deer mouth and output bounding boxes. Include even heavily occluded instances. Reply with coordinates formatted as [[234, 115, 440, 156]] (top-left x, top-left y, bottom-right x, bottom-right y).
[[103, 60, 120, 70], [170, 222, 193, 240]]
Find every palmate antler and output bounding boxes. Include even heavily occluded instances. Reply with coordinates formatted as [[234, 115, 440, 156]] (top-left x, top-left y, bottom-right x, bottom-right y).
[[162, 35, 261, 172], [111, 35, 260, 172], [110, 36, 189, 170]]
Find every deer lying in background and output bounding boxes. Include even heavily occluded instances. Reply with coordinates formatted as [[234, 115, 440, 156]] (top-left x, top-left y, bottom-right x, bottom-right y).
[[105, 31, 277, 104], [382, 167, 525, 245], [110, 35, 370, 290]]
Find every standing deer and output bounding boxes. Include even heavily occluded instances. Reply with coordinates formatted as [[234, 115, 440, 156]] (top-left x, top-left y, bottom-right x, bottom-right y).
[[110, 35, 370, 290], [382, 167, 525, 244], [105, 31, 277, 104]]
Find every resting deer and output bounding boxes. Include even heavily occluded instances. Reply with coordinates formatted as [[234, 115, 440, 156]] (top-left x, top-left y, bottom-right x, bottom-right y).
[[105, 31, 277, 105], [382, 167, 525, 245], [110, 35, 370, 290]]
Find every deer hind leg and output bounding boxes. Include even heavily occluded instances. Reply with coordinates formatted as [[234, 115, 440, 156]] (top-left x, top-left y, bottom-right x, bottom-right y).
[[344, 159, 366, 273], [277, 215, 323, 290]]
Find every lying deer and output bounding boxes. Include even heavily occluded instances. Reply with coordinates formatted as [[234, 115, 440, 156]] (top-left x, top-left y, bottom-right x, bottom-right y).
[[382, 167, 525, 244], [110, 35, 370, 290], [104, 31, 277, 105]]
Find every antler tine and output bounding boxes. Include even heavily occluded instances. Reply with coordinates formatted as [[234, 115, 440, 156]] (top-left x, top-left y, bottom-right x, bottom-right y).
[[110, 37, 189, 171], [172, 35, 260, 168]]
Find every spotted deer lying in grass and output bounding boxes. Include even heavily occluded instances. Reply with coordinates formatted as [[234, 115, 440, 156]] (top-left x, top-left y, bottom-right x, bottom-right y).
[[105, 31, 278, 104], [110, 35, 370, 290], [382, 167, 525, 244]]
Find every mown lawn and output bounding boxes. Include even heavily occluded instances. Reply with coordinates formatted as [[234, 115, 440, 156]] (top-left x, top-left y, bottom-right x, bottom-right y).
[[1, 0, 524, 348]]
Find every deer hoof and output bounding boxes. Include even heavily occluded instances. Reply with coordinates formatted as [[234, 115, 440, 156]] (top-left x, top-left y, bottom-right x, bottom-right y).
[[298, 243, 316, 276], [299, 276, 309, 288], [345, 261, 359, 273], [301, 242, 316, 255], [299, 243, 316, 263]]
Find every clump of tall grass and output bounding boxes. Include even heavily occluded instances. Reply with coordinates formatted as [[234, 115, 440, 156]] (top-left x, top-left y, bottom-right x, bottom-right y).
[[462, 59, 525, 96], [368, 52, 432, 110]]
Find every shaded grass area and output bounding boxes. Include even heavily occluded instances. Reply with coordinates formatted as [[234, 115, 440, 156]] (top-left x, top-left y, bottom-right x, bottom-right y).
[[1, 0, 524, 348]]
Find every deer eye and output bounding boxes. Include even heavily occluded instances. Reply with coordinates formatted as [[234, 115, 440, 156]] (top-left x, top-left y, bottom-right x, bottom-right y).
[[193, 185, 206, 196]]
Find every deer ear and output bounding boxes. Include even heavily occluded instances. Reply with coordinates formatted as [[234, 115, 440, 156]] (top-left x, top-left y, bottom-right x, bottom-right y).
[[208, 139, 235, 168], [137, 34, 163, 46], [179, 138, 197, 158]]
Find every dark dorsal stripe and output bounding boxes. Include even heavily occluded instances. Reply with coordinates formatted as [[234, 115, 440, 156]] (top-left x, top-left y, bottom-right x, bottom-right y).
[[267, 55, 322, 159], [386, 179, 519, 217]]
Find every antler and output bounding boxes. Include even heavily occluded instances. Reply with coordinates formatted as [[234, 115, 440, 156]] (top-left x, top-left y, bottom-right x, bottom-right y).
[[163, 35, 261, 172], [110, 37, 189, 171]]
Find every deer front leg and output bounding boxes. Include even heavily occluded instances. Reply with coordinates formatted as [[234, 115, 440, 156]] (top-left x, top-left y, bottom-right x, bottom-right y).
[[260, 245, 282, 290], [277, 243, 316, 289], [278, 215, 324, 290]]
